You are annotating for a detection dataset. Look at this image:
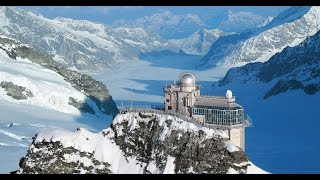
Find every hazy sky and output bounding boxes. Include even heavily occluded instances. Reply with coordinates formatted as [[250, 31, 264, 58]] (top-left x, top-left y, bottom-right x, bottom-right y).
[[20, 6, 289, 26]]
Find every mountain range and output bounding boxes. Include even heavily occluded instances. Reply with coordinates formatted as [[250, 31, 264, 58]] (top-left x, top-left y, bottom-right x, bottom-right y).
[[199, 6, 320, 69], [0, 5, 319, 174], [0, 7, 180, 72]]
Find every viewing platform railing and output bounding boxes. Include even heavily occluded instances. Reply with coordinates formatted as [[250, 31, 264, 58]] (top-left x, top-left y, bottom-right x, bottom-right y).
[[119, 106, 251, 130]]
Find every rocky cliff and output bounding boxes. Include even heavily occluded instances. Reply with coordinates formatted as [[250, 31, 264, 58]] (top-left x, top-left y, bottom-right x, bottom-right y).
[[15, 112, 267, 174]]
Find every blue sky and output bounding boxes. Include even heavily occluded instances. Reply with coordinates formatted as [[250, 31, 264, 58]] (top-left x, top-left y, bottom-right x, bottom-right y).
[[21, 6, 289, 26]]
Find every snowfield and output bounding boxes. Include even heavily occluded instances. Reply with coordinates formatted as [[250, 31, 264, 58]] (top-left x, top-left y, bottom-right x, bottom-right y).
[[0, 47, 112, 173]]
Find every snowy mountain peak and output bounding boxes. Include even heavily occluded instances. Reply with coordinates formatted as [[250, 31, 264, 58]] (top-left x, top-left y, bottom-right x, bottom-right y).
[[200, 6, 320, 69], [169, 28, 231, 56], [0, 7, 180, 72], [218, 28, 320, 98], [15, 112, 268, 174]]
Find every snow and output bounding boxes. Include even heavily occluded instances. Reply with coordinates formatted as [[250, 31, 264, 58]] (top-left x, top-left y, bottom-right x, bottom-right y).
[[32, 123, 232, 174], [30, 111, 248, 174], [91, 54, 229, 104], [89, 38, 320, 173], [113, 112, 228, 140], [163, 156, 176, 174], [0, 47, 112, 173], [0, 48, 97, 115], [34, 127, 144, 174], [0, 129, 28, 141], [227, 168, 239, 174], [169, 29, 229, 55], [0, 7, 9, 27], [206, 6, 320, 70], [0, 98, 111, 173], [246, 161, 270, 174], [225, 141, 240, 153]]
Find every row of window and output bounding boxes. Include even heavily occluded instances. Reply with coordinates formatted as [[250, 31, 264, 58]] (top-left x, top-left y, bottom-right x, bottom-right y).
[[192, 107, 244, 125], [193, 105, 243, 110]]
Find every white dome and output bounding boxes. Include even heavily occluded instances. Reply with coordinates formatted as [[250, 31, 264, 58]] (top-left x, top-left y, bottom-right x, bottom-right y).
[[226, 90, 233, 99], [179, 72, 195, 86]]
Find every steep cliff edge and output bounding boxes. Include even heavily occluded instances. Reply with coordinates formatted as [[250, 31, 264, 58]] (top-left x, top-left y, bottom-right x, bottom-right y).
[[15, 112, 268, 174]]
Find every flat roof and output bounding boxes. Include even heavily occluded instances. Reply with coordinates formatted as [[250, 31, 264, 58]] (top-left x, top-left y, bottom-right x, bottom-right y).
[[194, 96, 242, 108]]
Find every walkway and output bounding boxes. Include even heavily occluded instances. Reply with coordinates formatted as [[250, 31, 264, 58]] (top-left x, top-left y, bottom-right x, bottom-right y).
[[119, 107, 251, 130]]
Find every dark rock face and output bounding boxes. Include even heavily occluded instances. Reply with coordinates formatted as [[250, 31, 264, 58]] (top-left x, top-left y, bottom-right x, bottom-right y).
[[68, 97, 95, 114], [18, 139, 111, 174], [263, 79, 320, 99], [16, 112, 250, 174], [0, 37, 119, 117], [0, 81, 33, 100], [112, 114, 248, 174]]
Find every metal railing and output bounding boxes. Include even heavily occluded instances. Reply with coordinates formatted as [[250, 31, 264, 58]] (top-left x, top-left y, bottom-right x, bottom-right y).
[[119, 106, 249, 130]]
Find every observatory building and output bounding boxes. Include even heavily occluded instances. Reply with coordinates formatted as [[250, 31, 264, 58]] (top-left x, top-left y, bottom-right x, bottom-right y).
[[164, 72, 249, 150]]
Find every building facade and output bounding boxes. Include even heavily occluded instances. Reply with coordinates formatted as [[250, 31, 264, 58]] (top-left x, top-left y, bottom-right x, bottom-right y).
[[164, 72, 248, 150]]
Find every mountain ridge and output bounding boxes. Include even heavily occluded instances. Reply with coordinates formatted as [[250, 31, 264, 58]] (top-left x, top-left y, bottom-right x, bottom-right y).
[[200, 6, 320, 69]]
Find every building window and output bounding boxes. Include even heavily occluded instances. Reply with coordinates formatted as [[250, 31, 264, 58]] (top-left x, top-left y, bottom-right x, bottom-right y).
[[166, 99, 169, 102], [168, 106, 172, 110]]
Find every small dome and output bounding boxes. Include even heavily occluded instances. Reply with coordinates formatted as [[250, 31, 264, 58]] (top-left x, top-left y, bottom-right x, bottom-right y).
[[226, 90, 233, 99], [179, 72, 195, 86]]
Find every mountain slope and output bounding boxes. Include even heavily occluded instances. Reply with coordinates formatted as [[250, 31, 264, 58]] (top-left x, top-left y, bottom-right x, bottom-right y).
[[209, 28, 320, 173], [0, 7, 179, 72], [218, 29, 320, 98], [0, 36, 118, 173], [169, 29, 231, 56], [200, 6, 320, 69], [0, 36, 119, 117], [15, 112, 268, 174]]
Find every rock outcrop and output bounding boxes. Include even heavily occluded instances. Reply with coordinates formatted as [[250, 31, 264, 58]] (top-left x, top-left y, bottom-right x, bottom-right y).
[[0, 81, 33, 100], [14, 112, 265, 174]]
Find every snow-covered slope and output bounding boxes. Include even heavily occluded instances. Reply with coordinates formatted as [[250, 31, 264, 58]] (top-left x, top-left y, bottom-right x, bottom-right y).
[[209, 29, 320, 173], [0, 36, 118, 173], [200, 6, 320, 69], [219, 28, 320, 98], [0, 36, 119, 117], [15, 112, 268, 174], [0, 7, 179, 72], [169, 29, 231, 56]]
